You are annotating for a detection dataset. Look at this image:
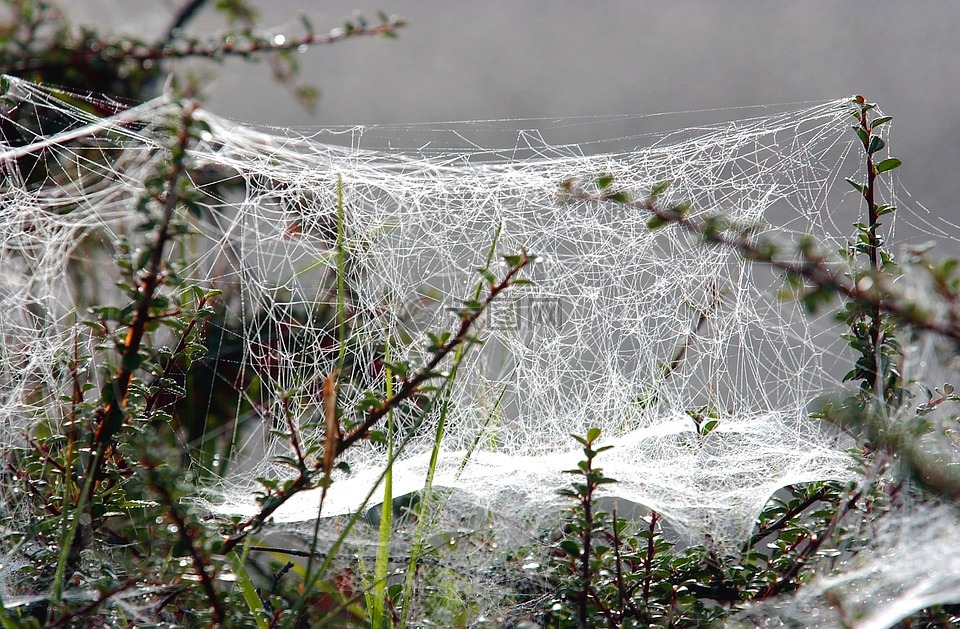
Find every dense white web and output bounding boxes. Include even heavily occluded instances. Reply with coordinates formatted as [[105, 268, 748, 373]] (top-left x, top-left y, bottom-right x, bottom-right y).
[[3, 75, 960, 625]]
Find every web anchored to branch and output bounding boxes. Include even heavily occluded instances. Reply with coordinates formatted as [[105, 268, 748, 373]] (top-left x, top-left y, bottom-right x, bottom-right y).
[[3, 76, 960, 624]]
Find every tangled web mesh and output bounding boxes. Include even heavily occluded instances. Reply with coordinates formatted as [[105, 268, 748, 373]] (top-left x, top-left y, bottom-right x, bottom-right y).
[[3, 76, 960, 623]]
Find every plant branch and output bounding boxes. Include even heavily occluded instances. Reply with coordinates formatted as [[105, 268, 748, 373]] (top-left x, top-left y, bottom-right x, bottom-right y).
[[91, 101, 199, 453], [337, 252, 534, 454], [747, 485, 830, 549], [7, 18, 407, 76], [48, 578, 140, 628], [568, 190, 960, 344], [144, 454, 226, 625], [162, 0, 209, 43], [220, 251, 533, 553]]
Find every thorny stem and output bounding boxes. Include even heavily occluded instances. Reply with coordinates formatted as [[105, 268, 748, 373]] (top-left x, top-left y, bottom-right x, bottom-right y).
[[220, 252, 534, 554]]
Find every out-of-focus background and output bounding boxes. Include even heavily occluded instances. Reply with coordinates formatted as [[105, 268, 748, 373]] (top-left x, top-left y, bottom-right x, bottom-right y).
[[63, 1, 960, 225]]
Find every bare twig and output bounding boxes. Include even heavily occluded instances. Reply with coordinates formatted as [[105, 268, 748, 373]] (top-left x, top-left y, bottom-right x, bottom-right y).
[[48, 578, 140, 628], [162, 0, 209, 43]]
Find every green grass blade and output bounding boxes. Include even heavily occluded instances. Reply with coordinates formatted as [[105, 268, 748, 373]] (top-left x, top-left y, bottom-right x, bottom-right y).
[[370, 340, 395, 628]]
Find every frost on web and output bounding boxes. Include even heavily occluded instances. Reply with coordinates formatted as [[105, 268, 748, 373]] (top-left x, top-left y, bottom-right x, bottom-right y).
[[0, 77, 865, 548]]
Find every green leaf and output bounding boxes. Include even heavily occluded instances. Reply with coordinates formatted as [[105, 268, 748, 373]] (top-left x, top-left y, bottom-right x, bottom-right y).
[[596, 174, 614, 190], [586, 427, 601, 443], [867, 135, 885, 154], [845, 178, 867, 196], [646, 216, 668, 230], [871, 115, 893, 129], [558, 539, 581, 557], [649, 179, 674, 199], [875, 158, 901, 173], [700, 418, 720, 436], [853, 126, 869, 147], [299, 13, 314, 33], [476, 267, 497, 286]]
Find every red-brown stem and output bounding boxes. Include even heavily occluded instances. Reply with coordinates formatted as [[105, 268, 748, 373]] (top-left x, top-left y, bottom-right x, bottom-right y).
[[73, 103, 198, 562], [572, 190, 960, 343], [220, 253, 533, 553], [642, 511, 658, 607], [337, 253, 532, 455], [92, 101, 198, 452], [48, 578, 139, 628], [9, 19, 407, 76], [747, 485, 830, 550]]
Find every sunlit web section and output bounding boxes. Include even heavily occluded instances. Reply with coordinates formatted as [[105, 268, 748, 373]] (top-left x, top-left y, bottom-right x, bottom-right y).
[[0, 77, 948, 570]]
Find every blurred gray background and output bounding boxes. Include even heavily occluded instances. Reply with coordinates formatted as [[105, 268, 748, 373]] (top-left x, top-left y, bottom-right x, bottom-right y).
[[68, 1, 960, 228]]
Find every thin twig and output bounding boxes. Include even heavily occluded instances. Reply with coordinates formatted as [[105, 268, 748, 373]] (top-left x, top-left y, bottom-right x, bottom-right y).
[[48, 578, 139, 628], [642, 510, 658, 609], [7, 19, 407, 75]]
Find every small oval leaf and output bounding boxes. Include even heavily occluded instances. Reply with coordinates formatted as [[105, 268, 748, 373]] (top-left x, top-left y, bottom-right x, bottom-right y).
[[875, 158, 901, 173]]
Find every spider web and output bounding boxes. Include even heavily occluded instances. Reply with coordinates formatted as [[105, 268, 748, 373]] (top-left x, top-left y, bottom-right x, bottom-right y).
[[3, 75, 960, 624]]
